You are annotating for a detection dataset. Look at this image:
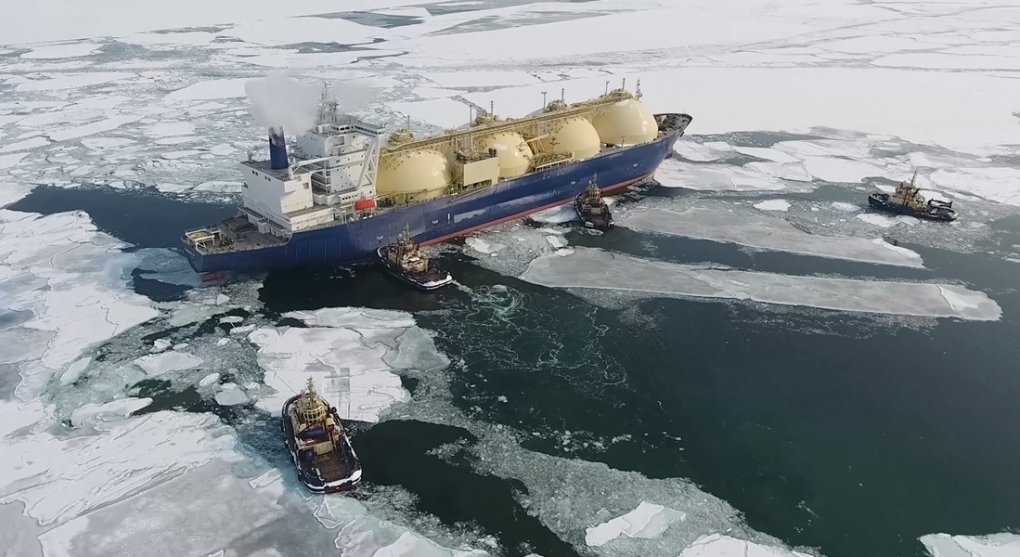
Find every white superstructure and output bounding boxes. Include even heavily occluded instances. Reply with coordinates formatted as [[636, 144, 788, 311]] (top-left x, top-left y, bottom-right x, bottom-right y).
[[238, 87, 384, 239]]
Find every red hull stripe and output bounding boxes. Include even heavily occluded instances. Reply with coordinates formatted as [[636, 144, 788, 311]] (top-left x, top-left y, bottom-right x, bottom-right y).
[[420, 173, 651, 247]]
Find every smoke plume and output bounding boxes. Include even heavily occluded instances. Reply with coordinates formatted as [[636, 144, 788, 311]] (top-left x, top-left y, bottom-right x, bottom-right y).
[[324, 78, 381, 114], [245, 72, 320, 135]]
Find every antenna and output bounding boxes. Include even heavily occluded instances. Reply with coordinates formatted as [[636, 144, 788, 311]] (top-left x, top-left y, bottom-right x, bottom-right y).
[[605, 81, 610, 95], [405, 114, 411, 130], [541, 91, 547, 109], [560, 88, 565, 102], [635, 78, 642, 99], [489, 100, 494, 115], [621, 77, 627, 91]]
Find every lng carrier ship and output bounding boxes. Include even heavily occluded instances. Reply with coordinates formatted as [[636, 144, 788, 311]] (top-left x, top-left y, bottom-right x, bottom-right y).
[[182, 80, 691, 273]]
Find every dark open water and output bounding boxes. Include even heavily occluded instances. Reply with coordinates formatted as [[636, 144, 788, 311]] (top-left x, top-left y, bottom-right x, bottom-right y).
[[10, 183, 1020, 557]]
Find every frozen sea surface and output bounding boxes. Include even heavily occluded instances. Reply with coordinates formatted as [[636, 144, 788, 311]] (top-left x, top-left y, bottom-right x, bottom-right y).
[[3, 0, 1020, 555]]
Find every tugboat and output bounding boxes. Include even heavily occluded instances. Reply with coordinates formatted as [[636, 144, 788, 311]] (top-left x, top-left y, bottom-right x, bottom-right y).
[[868, 171, 957, 222], [377, 226, 453, 290], [574, 177, 613, 231], [282, 378, 362, 493]]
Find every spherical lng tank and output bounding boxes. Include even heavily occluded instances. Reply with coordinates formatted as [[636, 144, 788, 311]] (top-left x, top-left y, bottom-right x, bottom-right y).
[[376, 149, 451, 201], [480, 131, 533, 178], [536, 117, 600, 160], [592, 98, 658, 146]]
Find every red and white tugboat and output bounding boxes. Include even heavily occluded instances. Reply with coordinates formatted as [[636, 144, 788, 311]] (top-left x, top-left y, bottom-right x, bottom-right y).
[[282, 378, 362, 493]]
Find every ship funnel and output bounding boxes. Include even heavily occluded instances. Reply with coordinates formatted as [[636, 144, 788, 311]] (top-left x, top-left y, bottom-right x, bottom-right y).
[[269, 126, 288, 170]]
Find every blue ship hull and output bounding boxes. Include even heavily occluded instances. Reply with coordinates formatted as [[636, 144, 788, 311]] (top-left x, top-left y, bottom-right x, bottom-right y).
[[184, 115, 687, 273]]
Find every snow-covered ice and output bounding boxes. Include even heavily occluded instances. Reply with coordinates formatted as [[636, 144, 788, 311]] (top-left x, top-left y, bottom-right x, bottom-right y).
[[247, 308, 437, 422], [680, 534, 818, 556], [621, 207, 925, 268], [214, 383, 248, 406], [920, 532, 1020, 557], [521, 247, 1000, 321], [132, 350, 204, 376], [585, 501, 685, 547], [69, 397, 153, 428], [165, 78, 251, 102], [21, 43, 102, 59], [753, 199, 791, 212]]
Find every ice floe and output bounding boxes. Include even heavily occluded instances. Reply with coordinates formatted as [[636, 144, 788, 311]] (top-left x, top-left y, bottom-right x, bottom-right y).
[[14, 72, 133, 92], [164, 78, 251, 102], [620, 207, 925, 268], [0, 403, 239, 525], [920, 532, 1020, 557], [0, 209, 158, 398], [680, 534, 818, 556], [929, 167, 1020, 207], [21, 43, 103, 60], [521, 247, 1000, 321], [753, 199, 791, 212], [132, 350, 203, 376], [318, 496, 490, 557], [831, 202, 860, 212], [585, 501, 685, 547], [247, 308, 437, 422], [69, 397, 153, 427], [655, 159, 791, 192], [214, 382, 248, 406]]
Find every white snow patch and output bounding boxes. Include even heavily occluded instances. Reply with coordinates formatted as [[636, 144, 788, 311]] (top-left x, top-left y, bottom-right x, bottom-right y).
[[585, 501, 685, 547], [199, 372, 221, 387], [753, 199, 791, 212]]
